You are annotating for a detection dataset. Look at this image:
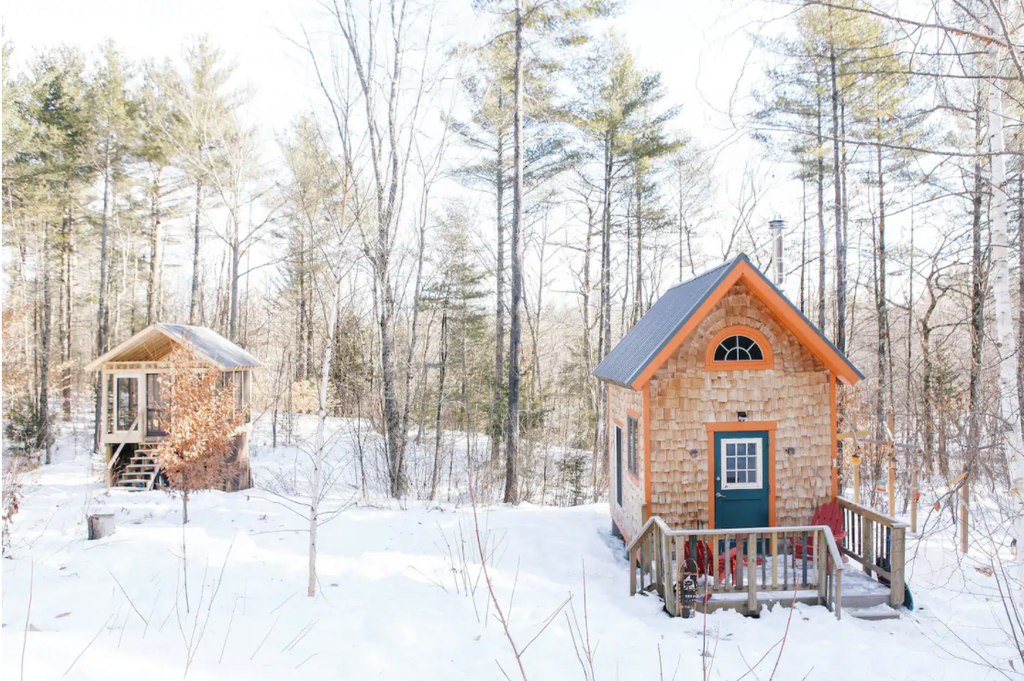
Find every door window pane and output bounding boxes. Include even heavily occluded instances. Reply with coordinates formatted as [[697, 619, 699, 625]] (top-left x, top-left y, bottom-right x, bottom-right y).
[[146, 374, 170, 437], [721, 439, 761, 490]]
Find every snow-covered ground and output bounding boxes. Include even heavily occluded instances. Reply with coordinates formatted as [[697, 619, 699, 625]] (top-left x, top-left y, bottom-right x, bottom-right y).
[[2, 415, 1020, 680]]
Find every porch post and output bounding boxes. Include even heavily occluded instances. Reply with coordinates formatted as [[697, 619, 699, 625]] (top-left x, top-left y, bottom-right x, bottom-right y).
[[662, 530, 675, 616], [889, 525, 906, 608], [862, 517, 874, 575]]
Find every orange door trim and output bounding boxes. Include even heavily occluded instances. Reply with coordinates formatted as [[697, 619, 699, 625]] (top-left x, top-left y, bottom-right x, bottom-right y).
[[705, 420, 777, 530]]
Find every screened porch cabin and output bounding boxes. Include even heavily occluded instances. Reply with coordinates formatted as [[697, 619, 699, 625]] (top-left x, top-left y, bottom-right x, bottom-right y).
[[593, 255, 908, 619], [85, 324, 263, 491]]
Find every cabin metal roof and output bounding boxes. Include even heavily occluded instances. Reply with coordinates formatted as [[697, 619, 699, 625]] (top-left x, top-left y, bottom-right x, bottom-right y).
[[592, 254, 862, 388], [158, 325, 263, 369], [85, 323, 263, 371]]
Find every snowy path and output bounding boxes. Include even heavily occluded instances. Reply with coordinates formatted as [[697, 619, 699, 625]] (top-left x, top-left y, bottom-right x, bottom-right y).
[[2, 424, 1020, 680]]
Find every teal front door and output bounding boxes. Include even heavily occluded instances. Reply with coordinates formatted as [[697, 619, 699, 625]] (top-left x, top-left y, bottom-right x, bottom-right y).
[[713, 431, 770, 529]]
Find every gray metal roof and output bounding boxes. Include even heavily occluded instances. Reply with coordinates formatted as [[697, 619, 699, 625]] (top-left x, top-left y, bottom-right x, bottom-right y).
[[159, 324, 263, 369], [592, 254, 862, 388]]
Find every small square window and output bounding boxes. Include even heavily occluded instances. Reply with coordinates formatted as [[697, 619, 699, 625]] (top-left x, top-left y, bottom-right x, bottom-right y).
[[720, 438, 762, 490]]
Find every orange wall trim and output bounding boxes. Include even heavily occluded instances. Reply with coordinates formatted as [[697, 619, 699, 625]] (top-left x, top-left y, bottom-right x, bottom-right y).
[[705, 420, 778, 530], [643, 382, 652, 510], [830, 372, 838, 501], [631, 261, 860, 389], [704, 324, 774, 371]]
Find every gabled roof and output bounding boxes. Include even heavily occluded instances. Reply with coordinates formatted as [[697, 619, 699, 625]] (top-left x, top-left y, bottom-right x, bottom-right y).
[[85, 323, 263, 372], [593, 254, 863, 389]]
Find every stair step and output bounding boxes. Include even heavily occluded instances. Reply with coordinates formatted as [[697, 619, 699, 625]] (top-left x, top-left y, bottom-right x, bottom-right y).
[[846, 606, 900, 621]]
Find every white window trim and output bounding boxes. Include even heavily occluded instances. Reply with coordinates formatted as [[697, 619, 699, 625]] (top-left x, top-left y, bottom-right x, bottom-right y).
[[720, 437, 763, 491]]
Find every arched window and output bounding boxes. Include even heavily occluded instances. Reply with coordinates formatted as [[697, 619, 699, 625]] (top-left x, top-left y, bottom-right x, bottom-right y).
[[705, 325, 774, 370], [713, 335, 764, 362]]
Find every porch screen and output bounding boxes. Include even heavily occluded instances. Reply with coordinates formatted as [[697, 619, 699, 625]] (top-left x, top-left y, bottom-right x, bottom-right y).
[[106, 374, 114, 434], [146, 374, 169, 436], [116, 377, 138, 430]]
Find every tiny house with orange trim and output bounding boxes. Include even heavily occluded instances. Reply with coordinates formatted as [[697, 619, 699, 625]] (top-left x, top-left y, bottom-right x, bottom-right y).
[[593, 253, 863, 545]]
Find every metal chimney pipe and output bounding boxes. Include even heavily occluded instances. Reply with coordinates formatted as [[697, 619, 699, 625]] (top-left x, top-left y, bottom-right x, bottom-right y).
[[769, 218, 784, 286]]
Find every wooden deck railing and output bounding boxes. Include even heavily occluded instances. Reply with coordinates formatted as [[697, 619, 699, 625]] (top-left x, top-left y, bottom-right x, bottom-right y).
[[836, 496, 906, 607], [626, 516, 844, 620], [106, 412, 142, 489]]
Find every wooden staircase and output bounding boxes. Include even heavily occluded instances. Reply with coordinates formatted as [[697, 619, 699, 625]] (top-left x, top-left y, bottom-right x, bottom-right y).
[[114, 443, 161, 491]]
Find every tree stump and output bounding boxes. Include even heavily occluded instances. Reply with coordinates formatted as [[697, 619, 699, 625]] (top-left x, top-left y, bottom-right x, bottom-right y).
[[87, 513, 116, 540]]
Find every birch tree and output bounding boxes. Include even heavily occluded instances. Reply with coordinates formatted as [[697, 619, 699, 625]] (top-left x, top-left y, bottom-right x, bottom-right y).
[[985, 0, 1024, 595]]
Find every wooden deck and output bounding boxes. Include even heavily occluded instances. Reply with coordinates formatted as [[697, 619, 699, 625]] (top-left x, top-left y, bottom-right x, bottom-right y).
[[627, 497, 907, 621], [695, 561, 892, 615]]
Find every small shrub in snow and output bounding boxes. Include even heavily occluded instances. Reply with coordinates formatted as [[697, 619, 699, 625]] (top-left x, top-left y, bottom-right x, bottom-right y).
[[152, 348, 246, 524]]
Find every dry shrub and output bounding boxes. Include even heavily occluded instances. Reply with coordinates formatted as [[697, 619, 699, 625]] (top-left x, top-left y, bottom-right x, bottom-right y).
[[153, 347, 246, 523]]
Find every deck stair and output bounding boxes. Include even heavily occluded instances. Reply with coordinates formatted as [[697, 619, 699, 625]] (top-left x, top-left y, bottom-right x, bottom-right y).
[[114, 443, 161, 491], [846, 605, 900, 621]]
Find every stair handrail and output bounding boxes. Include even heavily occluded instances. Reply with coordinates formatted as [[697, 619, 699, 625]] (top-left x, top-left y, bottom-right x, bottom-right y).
[[105, 412, 142, 489]]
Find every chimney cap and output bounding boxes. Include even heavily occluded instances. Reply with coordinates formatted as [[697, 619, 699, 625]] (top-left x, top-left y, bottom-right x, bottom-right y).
[[769, 218, 785, 229]]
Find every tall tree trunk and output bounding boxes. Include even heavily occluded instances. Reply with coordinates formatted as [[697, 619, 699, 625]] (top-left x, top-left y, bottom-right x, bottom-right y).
[[582, 203, 602, 499], [875, 136, 889, 447], [830, 48, 846, 354], [985, 2, 1024, 588], [147, 167, 163, 324], [61, 199, 74, 421], [504, 0, 525, 505], [431, 301, 450, 501], [816, 80, 826, 332], [964, 82, 986, 552], [634, 171, 643, 325], [400, 193, 428, 464], [921, 292, 936, 476], [298, 229, 308, 380], [379, 212, 404, 498], [800, 176, 807, 314], [1017, 169, 1024, 442], [40, 220, 53, 464], [229, 209, 241, 342], [873, 135, 891, 508], [492, 107, 506, 470], [94, 138, 113, 450], [189, 178, 202, 325]]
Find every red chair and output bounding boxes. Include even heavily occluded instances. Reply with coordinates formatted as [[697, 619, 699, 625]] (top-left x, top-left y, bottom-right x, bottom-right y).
[[719, 543, 764, 585], [682, 539, 715, 577], [793, 502, 848, 562], [683, 538, 765, 586]]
